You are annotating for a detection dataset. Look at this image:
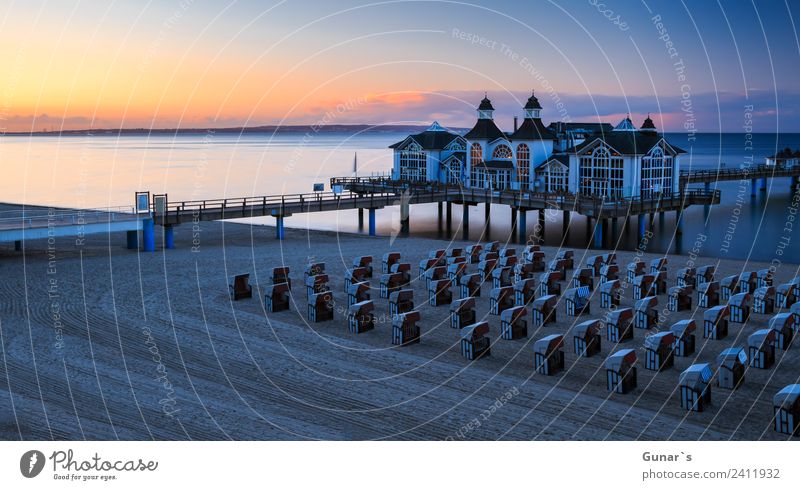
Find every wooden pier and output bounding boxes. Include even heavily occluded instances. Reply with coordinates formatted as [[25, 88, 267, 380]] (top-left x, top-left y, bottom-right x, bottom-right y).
[[8, 162, 799, 251]]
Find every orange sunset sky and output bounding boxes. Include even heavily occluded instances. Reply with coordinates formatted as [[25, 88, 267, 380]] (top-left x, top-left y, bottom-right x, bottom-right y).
[[1, 0, 798, 133]]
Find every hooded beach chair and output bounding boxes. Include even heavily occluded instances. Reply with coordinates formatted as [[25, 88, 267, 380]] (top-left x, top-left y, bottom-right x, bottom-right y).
[[389, 289, 414, 316], [600, 264, 619, 284], [538, 271, 562, 297], [346, 281, 370, 306], [698, 281, 720, 308], [532, 294, 558, 327], [565, 286, 591, 316], [347, 300, 375, 334], [229, 273, 253, 300], [391, 311, 420, 345], [514, 277, 536, 306], [717, 347, 746, 389], [264, 282, 290, 312], [754, 285, 776, 314], [500, 305, 528, 340], [606, 349, 637, 394], [748, 328, 776, 369], [670, 319, 697, 357], [308, 291, 334, 323], [773, 384, 800, 436], [450, 297, 476, 329], [382, 252, 401, 273], [573, 319, 602, 357], [728, 292, 752, 323], [634, 296, 659, 329], [459, 272, 482, 298], [679, 363, 713, 412], [460, 322, 491, 360], [428, 278, 453, 307], [606, 307, 634, 343], [490, 286, 514, 315], [534, 334, 564, 375], [668, 285, 692, 311], [676, 267, 696, 288], [703, 305, 729, 340], [644, 331, 675, 371], [600, 279, 622, 309]]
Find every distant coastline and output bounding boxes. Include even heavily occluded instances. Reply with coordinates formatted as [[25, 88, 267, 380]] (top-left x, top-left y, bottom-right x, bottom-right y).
[[1, 125, 795, 137], [0, 124, 471, 137]]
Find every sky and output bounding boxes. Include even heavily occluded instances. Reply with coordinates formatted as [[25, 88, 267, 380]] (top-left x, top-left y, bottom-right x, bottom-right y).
[[0, 0, 798, 133]]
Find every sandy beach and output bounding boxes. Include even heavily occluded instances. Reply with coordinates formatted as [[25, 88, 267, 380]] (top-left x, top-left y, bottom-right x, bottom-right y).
[[1, 219, 798, 441]]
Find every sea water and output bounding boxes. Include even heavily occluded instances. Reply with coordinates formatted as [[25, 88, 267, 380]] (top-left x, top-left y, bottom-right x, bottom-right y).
[[1, 131, 799, 263]]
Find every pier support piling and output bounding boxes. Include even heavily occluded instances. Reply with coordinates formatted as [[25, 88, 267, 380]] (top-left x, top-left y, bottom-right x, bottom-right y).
[[593, 219, 603, 249], [760, 177, 767, 192], [537, 209, 546, 244], [143, 218, 155, 252], [518, 209, 527, 244], [126, 230, 139, 250], [704, 182, 711, 192], [676, 210, 684, 235], [510, 207, 518, 237], [446, 203, 452, 230], [562, 210, 570, 236], [462, 204, 470, 240], [400, 201, 410, 233], [14, 240, 22, 252], [164, 225, 175, 249], [358, 208, 364, 229], [275, 216, 285, 240], [485, 202, 491, 223], [368, 209, 376, 237], [751, 179, 757, 198], [638, 214, 646, 242]]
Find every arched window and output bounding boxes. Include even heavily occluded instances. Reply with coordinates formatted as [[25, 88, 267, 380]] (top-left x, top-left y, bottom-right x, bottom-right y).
[[516, 144, 530, 187], [398, 143, 426, 182], [470, 143, 485, 188], [543, 161, 567, 192], [492, 144, 512, 159], [578, 145, 624, 197], [641, 146, 673, 197]]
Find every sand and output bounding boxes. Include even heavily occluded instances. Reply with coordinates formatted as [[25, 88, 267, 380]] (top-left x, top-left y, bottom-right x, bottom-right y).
[[1, 218, 798, 441]]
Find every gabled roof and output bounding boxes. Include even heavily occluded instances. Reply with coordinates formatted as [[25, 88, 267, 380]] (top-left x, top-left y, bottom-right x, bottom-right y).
[[569, 132, 686, 156], [464, 118, 506, 141], [534, 153, 569, 169], [441, 152, 465, 164], [510, 117, 557, 141], [389, 121, 464, 150]]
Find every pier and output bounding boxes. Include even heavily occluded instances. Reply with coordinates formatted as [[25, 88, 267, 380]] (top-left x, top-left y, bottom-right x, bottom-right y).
[[8, 163, 800, 252]]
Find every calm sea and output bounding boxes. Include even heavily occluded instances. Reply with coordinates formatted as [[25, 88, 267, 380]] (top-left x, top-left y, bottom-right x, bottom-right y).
[[1, 131, 799, 264]]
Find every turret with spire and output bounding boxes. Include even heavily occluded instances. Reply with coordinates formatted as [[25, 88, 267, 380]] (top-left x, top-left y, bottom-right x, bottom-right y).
[[465, 94, 505, 140], [510, 90, 556, 141]]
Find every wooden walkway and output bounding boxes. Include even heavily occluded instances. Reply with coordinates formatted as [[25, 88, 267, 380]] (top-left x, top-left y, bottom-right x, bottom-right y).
[[680, 163, 800, 185], [150, 178, 719, 227]]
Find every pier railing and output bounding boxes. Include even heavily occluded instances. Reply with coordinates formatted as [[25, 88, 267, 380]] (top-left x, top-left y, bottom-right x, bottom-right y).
[[0, 205, 137, 231], [679, 163, 800, 185], [331, 176, 720, 217]]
